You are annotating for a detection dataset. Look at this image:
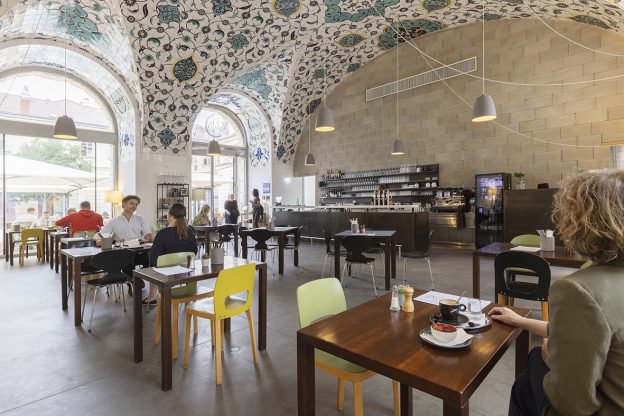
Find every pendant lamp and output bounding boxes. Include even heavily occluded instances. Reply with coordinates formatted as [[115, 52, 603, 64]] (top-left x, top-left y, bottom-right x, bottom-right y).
[[315, 64, 335, 132], [207, 139, 221, 156], [472, 0, 497, 123], [53, 1, 77, 139], [391, 28, 405, 155], [304, 115, 316, 166]]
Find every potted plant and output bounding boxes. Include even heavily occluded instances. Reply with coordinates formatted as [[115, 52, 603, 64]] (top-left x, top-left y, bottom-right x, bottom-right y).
[[514, 172, 526, 190], [201, 252, 211, 267]]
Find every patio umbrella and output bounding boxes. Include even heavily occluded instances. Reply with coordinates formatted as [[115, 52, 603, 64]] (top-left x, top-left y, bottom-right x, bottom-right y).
[[0, 155, 94, 193]]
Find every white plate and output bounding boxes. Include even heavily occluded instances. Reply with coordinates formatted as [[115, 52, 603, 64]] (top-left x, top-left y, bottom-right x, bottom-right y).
[[419, 328, 473, 349]]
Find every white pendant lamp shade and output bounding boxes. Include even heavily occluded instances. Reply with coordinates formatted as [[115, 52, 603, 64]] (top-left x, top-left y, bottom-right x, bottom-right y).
[[391, 139, 405, 155], [53, 115, 78, 139], [315, 105, 335, 132], [304, 152, 316, 166], [207, 139, 221, 156], [471, 94, 497, 122]]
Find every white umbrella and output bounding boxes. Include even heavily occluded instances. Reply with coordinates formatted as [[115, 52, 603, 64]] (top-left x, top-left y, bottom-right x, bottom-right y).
[[0, 155, 94, 193]]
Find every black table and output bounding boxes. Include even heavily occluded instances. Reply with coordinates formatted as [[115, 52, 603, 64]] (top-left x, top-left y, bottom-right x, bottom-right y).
[[193, 224, 239, 257], [240, 226, 299, 274]]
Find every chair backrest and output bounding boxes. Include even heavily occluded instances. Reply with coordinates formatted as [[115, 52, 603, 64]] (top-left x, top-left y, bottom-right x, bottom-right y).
[[212, 263, 256, 320], [157, 252, 195, 267], [297, 278, 347, 328], [342, 235, 376, 263], [494, 251, 551, 301], [510, 234, 540, 247], [21, 228, 44, 242], [323, 230, 332, 254], [424, 229, 435, 256], [290, 226, 304, 248], [217, 224, 236, 242], [249, 228, 273, 249], [90, 249, 136, 274], [581, 260, 594, 270]]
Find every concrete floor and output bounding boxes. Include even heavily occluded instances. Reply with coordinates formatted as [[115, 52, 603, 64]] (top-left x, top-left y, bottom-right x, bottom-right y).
[[0, 244, 571, 416]]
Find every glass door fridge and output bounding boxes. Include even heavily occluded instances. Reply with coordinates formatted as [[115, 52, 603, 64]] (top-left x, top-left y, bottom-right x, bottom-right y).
[[475, 173, 511, 248]]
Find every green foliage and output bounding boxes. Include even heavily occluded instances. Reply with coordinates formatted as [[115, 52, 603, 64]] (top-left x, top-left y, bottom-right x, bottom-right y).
[[15, 139, 93, 172], [514, 172, 525, 179]]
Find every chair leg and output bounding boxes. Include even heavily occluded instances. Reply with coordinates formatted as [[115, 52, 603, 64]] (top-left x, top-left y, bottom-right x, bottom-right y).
[[508, 297, 515, 307], [193, 315, 198, 335], [88, 287, 98, 333], [341, 263, 349, 287], [496, 294, 506, 305], [402, 258, 407, 285], [322, 255, 328, 278], [172, 305, 179, 360], [183, 311, 192, 369], [82, 280, 89, 319], [210, 320, 216, 346], [154, 299, 161, 345], [121, 284, 126, 312], [426, 257, 435, 291], [353, 381, 363, 416], [392, 380, 400, 416], [245, 309, 258, 364], [541, 301, 549, 321], [370, 264, 378, 297], [337, 378, 345, 411], [215, 319, 222, 385]]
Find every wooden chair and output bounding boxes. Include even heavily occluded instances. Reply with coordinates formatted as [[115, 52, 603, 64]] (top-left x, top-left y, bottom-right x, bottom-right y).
[[183, 263, 258, 385], [18, 228, 44, 265], [297, 278, 399, 416], [153, 252, 214, 360], [494, 251, 551, 321]]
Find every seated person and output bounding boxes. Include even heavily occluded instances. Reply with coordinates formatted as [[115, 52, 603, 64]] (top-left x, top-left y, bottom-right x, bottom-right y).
[[37, 211, 53, 227], [14, 207, 38, 227], [144, 203, 197, 305], [490, 171, 624, 416], [192, 204, 211, 226], [55, 201, 103, 236]]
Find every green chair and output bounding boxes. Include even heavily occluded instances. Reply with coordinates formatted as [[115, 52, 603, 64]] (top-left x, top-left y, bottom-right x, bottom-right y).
[[153, 252, 213, 359], [296, 278, 399, 416], [580, 260, 594, 269]]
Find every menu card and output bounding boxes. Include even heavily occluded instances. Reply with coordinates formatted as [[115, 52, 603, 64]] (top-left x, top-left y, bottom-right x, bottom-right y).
[[414, 290, 491, 309], [510, 246, 541, 253], [152, 266, 191, 276]]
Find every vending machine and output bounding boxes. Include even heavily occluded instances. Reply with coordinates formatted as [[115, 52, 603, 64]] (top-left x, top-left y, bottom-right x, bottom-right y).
[[475, 173, 511, 248]]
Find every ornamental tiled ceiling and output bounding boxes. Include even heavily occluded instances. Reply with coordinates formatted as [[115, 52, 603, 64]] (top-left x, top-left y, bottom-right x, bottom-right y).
[[1, 0, 624, 163]]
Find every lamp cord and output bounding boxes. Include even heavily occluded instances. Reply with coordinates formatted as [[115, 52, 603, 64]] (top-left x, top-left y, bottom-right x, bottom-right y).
[[308, 110, 311, 152], [64, 1, 68, 116], [482, 0, 485, 95], [396, 19, 399, 141]]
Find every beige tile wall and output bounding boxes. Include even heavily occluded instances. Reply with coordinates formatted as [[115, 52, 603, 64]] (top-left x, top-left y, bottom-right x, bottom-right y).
[[293, 18, 623, 189]]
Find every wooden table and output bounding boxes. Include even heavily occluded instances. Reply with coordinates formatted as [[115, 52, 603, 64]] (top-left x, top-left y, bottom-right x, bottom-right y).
[[49, 230, 69, 269], [60, 244, 149, 326], [193, 224, 239, 257], [334, 230, 397, 290], [472, 242, 586, 298], [297, 291, 531, 416], [4, 230, 20, 265], [133, 257, 268, 391], [240, 226, 299, 274]]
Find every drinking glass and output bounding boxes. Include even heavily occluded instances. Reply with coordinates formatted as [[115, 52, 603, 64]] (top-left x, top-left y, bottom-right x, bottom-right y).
[[468, 299, 482, 316]]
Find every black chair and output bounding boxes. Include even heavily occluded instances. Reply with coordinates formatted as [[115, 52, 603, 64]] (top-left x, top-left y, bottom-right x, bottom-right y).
[[67, 239, 100, 292], [216, 224, 237, 254], [494, 251, 551, 321], [248, 228, 276, 263], [282, 226, 304, 273], [402, 230, 435, 290], [84, 249, 136, 332], [341, 235, 379, 296], [321, 230, 345, 277]]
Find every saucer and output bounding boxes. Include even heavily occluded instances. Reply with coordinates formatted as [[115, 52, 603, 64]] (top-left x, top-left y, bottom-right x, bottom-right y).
[[419, 328, 472, 349], [430, 313, 469, 326]]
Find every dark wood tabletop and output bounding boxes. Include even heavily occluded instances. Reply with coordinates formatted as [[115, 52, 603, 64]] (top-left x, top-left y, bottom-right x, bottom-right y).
[[472, 242, 587, 298], [334, 229, 397, 289], [133, 257, 268, 391], [297, 290, 531, 416], [240, 226, 299, 274]]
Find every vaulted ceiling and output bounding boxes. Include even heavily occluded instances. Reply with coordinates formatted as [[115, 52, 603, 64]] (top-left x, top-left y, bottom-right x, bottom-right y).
[[2, 0, 624, 163]]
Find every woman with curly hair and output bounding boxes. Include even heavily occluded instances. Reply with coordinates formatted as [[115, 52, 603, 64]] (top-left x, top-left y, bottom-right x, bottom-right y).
[[490, 171, 624, 416]]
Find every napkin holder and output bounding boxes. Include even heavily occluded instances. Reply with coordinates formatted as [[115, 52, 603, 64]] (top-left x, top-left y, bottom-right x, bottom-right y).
[[350, 220, 359, 233], [211, 247, 224, 265], [540, 236, 555, 252], [101, 237, 114, 250]]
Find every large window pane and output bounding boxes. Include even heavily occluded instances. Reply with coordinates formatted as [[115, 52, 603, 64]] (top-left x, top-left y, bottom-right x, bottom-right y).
[[213, 156, 234, 222], [191, 155, 212, 220], [95, 142, 114, 220]]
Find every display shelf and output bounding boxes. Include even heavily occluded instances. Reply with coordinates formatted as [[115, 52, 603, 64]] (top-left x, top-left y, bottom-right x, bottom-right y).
[[156, 183, 190, 225]]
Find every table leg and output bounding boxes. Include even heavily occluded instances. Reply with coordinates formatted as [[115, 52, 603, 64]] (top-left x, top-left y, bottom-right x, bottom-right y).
[[334, 238, 341, 282], [49, 234, 54, 268], [258, 265, 267, 351], [3, 232, 7, 261], [390, 236, 397, 279], [55, 238, 61, 273], [61, 253, 68, 308], [73, 258, 82, 326], [9, 238, 15, 266], [515, 329, 530, 377], [43, 232, 48, 263], [133, 272, 143, 363], [294, 231, 300, 267], [242, 234, 248, 259], [61, 253, 68, 310], [234, 229, 239, 257], [278, 234, 285, 275], [297, 335, 315, 416], [400, 383, 413, 416], [204, 231, 210, 253], [160, 285, 172, 391], [443, 400, 469, 416], [472, 252, 480, 299], [384, 239, 391, 290]]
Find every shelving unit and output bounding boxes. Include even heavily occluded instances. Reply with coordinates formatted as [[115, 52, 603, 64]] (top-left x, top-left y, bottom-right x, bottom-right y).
[[319, 164, 439, 205], [156, 183, 190, 226]]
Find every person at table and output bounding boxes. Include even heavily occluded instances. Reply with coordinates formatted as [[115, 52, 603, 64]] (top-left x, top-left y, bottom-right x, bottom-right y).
[[66, 208, 76, 215], [142, 203, 198, 305], [37, 211, 53, 227], [55, 201, 103, 237], [224, 193, 239, 225], [250, 189, 263, 228], [489, 171, 624, 416], [13, 207, 37, 227], [192, 204, 211, 226]]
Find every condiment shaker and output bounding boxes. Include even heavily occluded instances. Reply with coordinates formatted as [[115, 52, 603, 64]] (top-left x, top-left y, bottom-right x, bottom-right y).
[[402, 287, 414, 313]]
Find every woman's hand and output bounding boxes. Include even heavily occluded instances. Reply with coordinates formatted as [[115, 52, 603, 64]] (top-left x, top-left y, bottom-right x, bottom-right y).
[[488, 307, 525, 327]]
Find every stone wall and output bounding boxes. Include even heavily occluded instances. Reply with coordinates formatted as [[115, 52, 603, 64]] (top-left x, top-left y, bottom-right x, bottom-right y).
[[293, 18, 623, 189]]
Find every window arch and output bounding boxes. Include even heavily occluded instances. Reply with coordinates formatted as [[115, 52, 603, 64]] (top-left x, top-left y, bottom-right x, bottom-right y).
[[192, 106, 246, 150]]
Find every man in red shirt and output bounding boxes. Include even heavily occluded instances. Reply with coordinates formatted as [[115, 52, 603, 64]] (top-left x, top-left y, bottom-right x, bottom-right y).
[[55, 201, 103, 236]]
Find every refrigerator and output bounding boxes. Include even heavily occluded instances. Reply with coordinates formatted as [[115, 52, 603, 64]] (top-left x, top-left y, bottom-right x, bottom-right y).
[[475, 173, 511, 248]]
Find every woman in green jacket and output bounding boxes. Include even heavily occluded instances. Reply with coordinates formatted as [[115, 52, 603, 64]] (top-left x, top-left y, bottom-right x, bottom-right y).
[[490, 171, 624, 416], [192, 204, 211, 226]]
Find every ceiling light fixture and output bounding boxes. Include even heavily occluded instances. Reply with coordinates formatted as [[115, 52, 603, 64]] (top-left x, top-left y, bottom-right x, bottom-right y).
[[315, 64, 335, 132], [472, 0, 496, 123], [53, 1, 77, 139], [391, 26, 405, 155], [207, 139, 221, 156], [304, 114, 316, 166]]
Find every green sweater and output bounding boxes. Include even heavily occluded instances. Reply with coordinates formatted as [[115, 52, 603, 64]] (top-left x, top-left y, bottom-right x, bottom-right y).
[[543, 265, 624, 415]]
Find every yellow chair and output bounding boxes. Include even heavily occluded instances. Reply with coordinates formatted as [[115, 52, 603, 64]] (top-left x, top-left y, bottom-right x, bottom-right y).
[[183, 263, 257, 385], [18, 228, 44, 265], [153, 252, 213, 359], [297, 278, 399, 416]]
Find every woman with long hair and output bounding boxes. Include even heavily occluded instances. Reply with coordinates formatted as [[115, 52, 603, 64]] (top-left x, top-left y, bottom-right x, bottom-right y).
[[490, 171, 624, 415], [143, 203, 198, 304], [192, 204, 211, 226]]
